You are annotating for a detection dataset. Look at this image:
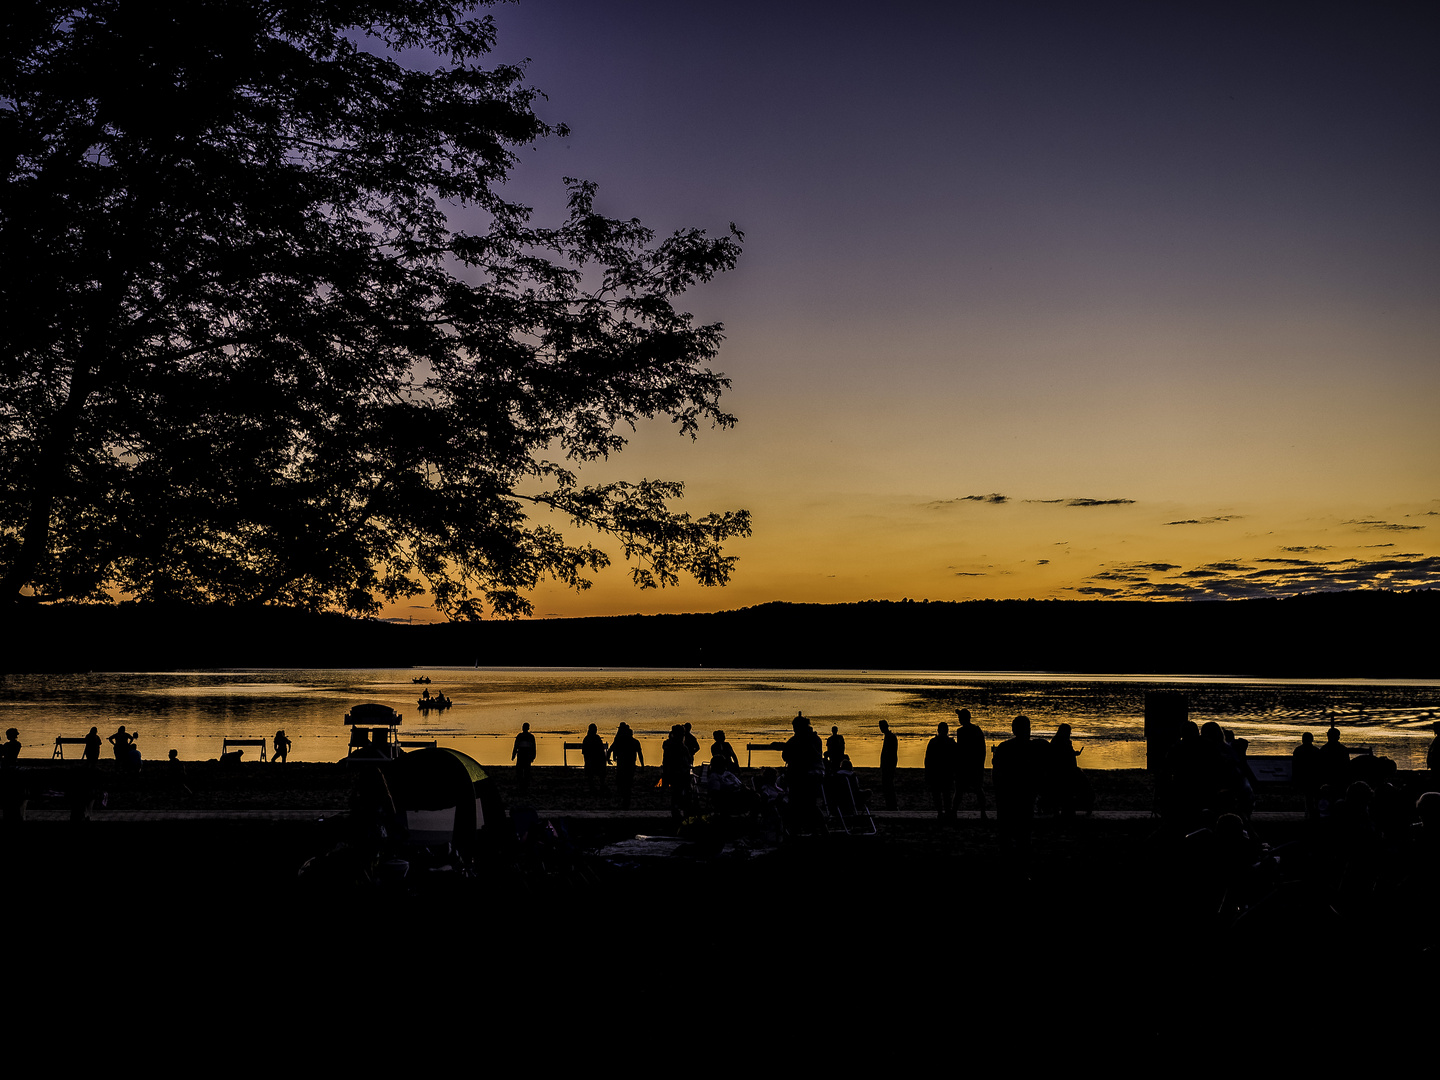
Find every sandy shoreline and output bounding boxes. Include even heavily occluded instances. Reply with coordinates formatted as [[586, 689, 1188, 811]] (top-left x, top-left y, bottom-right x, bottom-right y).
[[1, 759, 1176, 818], [7, 758, 1435, 818]]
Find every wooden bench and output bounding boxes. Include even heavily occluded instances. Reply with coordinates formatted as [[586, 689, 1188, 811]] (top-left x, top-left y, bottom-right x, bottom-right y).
[[746, 741, 787, 768], [52, 736, 91, 760], [221, 737, 268, 762]]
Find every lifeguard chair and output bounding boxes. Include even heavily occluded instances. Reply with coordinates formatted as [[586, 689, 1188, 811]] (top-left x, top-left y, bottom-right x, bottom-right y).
[[345, 703, 403, 760]]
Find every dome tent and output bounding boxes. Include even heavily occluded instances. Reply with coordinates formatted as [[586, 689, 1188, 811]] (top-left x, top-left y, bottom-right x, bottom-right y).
[[383, 747, 503, 853]]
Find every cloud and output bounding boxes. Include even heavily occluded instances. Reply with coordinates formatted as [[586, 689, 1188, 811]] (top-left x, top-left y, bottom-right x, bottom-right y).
[[1163, 515, 1244, 526], [1344, 519, 1425, 531], [952, 571, 986, 577], [1076, 553, 1440, 600], [926, 492, 1134, 509], [1035, 559, 1050, 566], [1281, 545, 1329, 553], [1027, 497, 1137, 507], [923, 493, 1009, 508]]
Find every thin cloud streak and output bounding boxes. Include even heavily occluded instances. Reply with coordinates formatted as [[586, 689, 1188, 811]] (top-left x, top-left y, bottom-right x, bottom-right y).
[[924, 493, 1135, 509], [1073, 554, 1440, 600]]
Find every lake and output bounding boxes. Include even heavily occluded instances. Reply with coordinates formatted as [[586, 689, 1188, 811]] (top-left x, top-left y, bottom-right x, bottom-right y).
[[5, 667, 1439, 770]]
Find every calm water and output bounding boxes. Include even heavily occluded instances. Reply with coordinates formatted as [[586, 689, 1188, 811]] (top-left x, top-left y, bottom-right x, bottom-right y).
[[4, 668, 1439, 770]]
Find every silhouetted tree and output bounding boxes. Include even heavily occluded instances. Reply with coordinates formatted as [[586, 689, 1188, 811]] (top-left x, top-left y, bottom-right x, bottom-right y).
[[1, 0, 748, 617]]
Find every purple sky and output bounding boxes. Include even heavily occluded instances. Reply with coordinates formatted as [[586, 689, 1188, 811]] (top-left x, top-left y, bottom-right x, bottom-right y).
[[399, 1, 1440, 617]]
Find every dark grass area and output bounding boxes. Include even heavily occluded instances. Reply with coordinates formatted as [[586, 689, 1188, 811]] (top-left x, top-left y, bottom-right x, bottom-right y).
[[6, 790, 1434, 1052], [4, 760, 1309, 816]]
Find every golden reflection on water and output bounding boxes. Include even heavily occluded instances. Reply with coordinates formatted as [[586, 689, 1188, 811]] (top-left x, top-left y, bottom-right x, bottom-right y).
[[2, 668, 1437, 770]]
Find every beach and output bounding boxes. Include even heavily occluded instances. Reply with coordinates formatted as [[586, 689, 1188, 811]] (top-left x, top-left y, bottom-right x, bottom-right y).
[[5, 756, 1435, 1052], [2, 758, 1293, 819]]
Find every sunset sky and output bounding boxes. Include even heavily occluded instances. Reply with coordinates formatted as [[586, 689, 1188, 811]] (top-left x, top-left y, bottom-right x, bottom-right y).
[[404, 1, 1438, 620]]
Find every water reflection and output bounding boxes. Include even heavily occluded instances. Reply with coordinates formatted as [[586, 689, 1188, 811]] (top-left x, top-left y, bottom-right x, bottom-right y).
[[2, 668, 1437, 770]]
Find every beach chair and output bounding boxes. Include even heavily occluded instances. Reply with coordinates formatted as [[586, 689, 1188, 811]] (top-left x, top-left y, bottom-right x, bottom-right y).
[[824, 771, 876, 835]]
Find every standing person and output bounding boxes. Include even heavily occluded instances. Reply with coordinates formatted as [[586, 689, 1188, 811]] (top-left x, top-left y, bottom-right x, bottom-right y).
[[1318, 725, 1351, 791], [782, 714, 824, 834], [273, 729, 292, 764], [954, 709, 988, 820], [825, 726, 846, 774], [992, 715, 1046, 851], [1293, 731, 1320, 819], [512, 722, 537, 794], [1049, 722, 1084, 819], [878, 720, 898, 810], [609, 723, 644, 809], [582, 723, 607, 793], [682, 723, 700, 759], [0, 729, 22, 824], [107, 725, 137, 761], [83, 726, 102, 765], [924, 722, 957, 822], [662, 725, 696, 819]]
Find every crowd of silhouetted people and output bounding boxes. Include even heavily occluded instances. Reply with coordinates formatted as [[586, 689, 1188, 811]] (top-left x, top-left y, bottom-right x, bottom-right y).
[[1156, 719, 1440, 924]]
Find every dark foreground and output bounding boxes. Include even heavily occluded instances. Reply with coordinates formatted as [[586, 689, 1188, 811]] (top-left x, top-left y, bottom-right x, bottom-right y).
[[6, 762, 1436, 1054]]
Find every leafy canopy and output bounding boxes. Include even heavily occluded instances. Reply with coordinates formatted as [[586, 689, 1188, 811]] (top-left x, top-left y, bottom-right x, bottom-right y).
[[0, 0, 749, 618]]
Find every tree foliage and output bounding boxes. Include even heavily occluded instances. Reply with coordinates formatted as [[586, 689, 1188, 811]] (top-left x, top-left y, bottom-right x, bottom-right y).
[[0, 0, 749, 618]]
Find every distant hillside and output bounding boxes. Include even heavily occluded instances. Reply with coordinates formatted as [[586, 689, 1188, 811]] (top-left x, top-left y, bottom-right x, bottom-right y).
[[8, 590, 1437, 676]]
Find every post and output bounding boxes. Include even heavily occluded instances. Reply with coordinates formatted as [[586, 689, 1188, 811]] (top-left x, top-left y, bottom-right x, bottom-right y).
[[1144, 691, 1188, 771]]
